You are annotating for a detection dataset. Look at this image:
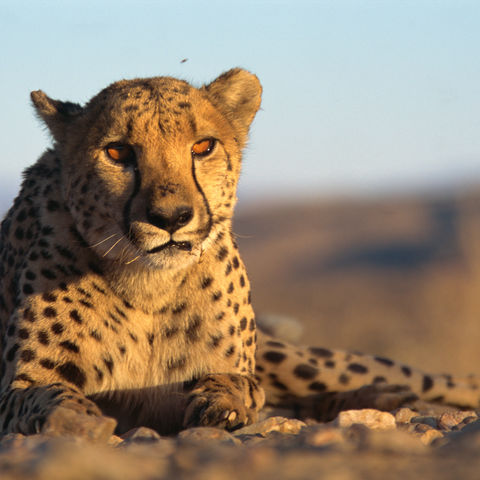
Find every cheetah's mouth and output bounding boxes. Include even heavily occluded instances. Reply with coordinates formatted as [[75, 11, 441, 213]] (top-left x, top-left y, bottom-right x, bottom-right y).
[[147, 240, 192, 254]]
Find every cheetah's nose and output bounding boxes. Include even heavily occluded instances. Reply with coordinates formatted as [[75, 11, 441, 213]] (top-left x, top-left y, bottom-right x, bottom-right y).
[[146, 206, 193, 234]]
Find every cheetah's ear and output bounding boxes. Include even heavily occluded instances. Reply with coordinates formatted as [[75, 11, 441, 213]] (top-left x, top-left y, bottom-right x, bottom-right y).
[[203, 68, 262, 146], [30, 90, 83, 143]]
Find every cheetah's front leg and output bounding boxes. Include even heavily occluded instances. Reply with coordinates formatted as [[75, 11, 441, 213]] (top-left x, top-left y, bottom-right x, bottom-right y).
[[0, 384, 116, 441], [183, 373, 265, 430]]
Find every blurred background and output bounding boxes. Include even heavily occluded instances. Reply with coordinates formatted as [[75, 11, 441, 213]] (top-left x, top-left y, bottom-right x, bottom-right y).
[[2, 0, 480, 375]]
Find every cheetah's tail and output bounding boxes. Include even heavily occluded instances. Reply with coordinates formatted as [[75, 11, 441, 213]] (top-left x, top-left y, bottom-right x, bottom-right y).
[[255, 331, 480, 411]]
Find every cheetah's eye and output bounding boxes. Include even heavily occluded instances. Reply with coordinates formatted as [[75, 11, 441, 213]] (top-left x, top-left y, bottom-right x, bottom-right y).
[[192, 138, 216, 157], [105, 143, 136, 165]]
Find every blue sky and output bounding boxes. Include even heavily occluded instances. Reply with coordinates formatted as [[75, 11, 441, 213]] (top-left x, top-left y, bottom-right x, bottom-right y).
[[1, 0, 480, 209]]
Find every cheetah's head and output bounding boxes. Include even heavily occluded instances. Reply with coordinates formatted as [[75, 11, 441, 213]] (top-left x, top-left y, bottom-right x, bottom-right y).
[[31, 69, 261, 270]]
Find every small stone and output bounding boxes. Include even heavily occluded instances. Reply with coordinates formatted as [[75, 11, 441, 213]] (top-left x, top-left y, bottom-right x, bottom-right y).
[[120, 427, 161, 444], [419, 429, 443, 446], [367, 429, 427, 453], [301, 425, 345, 447], [438, 410, 478, 430], [410, 416, 438, 429], [233, 417, 306, 436], [394, 407, 417, 424], [41, 407, 117, 443], [413, 423, 433, 434], [107, 435, 124, 447], [334, 409, 396, 431], [178, 427, 240, 445]]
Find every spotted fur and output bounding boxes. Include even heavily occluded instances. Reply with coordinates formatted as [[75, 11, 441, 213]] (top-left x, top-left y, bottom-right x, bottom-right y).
[[0, 69, 479, 438]]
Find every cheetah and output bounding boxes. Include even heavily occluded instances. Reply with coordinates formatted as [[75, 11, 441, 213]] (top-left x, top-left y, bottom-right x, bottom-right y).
[[1, 69, 479, 439]]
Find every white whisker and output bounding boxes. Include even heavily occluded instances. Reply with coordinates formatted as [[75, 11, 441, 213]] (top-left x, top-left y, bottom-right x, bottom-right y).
[[90, 233, 119, 249], [103, 236, 125, 257]]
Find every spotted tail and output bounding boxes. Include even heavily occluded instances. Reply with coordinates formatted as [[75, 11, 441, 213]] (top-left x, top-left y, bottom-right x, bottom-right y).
[[255, 331, 480, 411]]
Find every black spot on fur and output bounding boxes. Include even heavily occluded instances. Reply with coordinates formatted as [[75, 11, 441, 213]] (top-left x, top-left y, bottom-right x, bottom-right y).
[[373, 376, 387, 383], [43, 307, 57, 318], [201, 277, 213, 289], [225, 345, 235, 357], [24, 309, 35, 323], [103, 356, 114, 374], [347, 363, 368, 374], [163, 326, 179, 338], [69, 310, 83, 324], [374, 356, 394, 367], [94, 366, 104, 382], [56, 362, 86, 388], [51, 322, 64, 335], [41, 269, 56, 280], [239, 317, 248, 331], [293, 364, 318, 380], [263, 351, 286, 364], [339, 374, 349, 385], [216, 246, 228, 261], [308, 381, 327, 392], [422, 375, 434, 392], [90, 330, 102, 341], [18, 328, 29, 340], [172, 302, 187, 314], [401, 366, 412, 377], [42, 292, 57, 303], [185, 315, 202, 342], [40, 358, 55, 370], [212, 291, 222, 302], [309, 347, 333, 358], [59, 340, 80, 353], [38, 331, 50, 345], [20, 349, 35, 362]]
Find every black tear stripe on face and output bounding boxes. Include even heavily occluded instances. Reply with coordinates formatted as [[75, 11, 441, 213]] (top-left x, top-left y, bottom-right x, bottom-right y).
[[123, 167, 142, 238], [191, 157, 213, 239]]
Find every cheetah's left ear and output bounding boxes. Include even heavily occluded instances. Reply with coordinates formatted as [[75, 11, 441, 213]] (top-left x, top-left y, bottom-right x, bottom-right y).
[[30, 90, 84, 144], [203, 68, 262, 146]]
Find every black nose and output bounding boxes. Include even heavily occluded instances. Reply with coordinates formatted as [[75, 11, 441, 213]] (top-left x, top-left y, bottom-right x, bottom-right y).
[[147, 206, 193, 234]]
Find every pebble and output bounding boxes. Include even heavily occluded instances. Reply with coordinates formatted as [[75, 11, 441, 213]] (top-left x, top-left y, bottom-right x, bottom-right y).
[[394, 407, 417, 424], [0, 404, 479, 479], [178, 427, 240, 445], [233, 417, 306, 436], [334, 409, 396, 430], [438, 411, 478, 430]]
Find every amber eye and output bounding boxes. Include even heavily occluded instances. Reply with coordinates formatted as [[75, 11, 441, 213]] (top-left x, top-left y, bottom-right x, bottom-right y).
[[192, 138, 216, 157], [105, 143, 135, 165]]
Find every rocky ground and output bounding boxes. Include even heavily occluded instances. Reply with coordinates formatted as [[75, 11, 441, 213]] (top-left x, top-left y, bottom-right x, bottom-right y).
[[1, 401, 479, 480]]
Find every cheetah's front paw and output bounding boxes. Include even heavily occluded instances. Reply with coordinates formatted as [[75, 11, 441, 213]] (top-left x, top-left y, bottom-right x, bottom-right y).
[[183, 374, 265, 430]]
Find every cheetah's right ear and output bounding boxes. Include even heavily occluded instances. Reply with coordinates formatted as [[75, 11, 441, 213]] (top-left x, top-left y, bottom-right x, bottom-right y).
[[203, 68, 262, 148], [30, 90, 83, 143]]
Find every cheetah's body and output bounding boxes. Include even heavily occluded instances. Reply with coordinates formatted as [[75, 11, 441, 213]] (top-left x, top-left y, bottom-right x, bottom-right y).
[[1, 69, 479, 437]]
